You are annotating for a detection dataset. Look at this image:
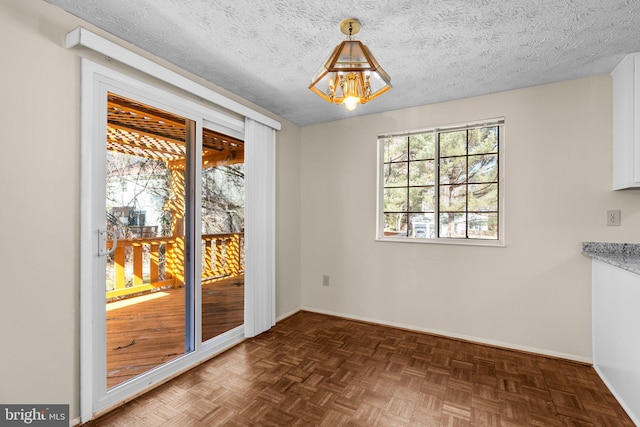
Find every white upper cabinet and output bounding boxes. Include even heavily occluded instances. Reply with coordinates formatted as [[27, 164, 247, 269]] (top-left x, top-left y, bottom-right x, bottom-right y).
[[612, 53, 640, 190]]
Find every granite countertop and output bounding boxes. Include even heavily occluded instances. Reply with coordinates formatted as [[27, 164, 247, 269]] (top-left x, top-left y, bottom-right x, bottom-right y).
[[582, 242, 640, 275]]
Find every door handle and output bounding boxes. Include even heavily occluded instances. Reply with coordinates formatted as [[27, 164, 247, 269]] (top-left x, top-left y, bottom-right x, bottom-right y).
[[98, 229, 118, 256]]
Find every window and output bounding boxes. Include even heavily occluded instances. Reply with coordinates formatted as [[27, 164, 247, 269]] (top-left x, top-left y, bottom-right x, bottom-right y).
[[377, 119, 504, 245]]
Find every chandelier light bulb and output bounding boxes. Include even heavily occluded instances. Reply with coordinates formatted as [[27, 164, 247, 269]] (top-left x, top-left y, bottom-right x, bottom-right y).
[[343, 96, 359, 111]]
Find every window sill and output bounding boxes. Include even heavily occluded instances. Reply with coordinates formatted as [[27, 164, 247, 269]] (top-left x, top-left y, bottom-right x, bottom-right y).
[[375, 236, 506, 247]]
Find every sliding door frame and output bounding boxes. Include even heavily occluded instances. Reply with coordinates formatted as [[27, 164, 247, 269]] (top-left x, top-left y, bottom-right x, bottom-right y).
[[80, 59, 265, 421]]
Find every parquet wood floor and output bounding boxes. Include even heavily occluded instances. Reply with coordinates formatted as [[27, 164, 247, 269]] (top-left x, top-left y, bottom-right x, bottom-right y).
[[89, 311, 634, 426]]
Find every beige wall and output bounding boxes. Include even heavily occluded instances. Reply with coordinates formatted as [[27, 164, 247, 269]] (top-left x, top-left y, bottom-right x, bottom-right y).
[[0, 0, 301, 421], [0, 0, 81, 415], [300, 74, 640, 361]]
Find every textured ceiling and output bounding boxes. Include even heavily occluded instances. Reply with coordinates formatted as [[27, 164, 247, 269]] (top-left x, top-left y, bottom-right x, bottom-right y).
[[46, 0, 640, 126]]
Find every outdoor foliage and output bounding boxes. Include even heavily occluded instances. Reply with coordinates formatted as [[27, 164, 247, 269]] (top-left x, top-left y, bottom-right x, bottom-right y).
[[382, 125, 499, 239], [106, 152, 245, 237], [201, 164, 245, 234], [106, 152, 173, 238]]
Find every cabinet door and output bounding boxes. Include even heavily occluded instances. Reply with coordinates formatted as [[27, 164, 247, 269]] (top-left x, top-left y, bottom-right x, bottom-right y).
[[612, 54, 640, 189], [592, 260, 640, 424]]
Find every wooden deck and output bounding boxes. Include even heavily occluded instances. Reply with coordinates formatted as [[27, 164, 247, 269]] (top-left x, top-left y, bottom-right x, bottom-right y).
[[106, 275, 244, 389]]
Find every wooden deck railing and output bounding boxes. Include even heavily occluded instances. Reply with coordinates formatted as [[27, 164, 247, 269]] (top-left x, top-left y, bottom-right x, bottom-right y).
[[202, 233, 244, 281], [106, 233, 244, 300]]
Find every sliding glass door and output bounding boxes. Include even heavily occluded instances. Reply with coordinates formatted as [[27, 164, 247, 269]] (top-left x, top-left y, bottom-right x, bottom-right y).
[[82, 61, 250, 417], [101, 94, 250, 389], [104, 93, 194, 389], [79, 52, 279, 423], [201, 124, 245, 343]]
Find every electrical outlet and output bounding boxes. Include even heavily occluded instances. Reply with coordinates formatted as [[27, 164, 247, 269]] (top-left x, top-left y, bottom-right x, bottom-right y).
[[607, 210, 621, 226], [322, 275, 330, 287]]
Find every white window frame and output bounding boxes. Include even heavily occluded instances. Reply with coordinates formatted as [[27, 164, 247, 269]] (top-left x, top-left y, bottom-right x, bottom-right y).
[[376, 118, 505, 247]]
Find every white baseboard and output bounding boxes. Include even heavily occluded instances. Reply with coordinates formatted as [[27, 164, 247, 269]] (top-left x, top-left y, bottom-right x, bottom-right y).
[[593, 364, 640, 425], [301, 306, 593, 365], [276, 308, 302, 323]]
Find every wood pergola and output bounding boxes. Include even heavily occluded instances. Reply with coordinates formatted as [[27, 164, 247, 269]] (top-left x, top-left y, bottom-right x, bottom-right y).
[[108, 93, 244, 165]]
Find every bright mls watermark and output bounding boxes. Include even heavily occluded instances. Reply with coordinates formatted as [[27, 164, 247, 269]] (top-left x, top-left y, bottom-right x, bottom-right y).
[[0, 405, 68, 426]]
